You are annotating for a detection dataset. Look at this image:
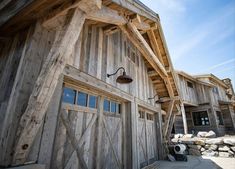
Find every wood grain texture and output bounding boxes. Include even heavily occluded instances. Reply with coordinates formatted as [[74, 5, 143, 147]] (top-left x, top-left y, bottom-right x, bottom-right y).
[[12, 9, 86, 165]]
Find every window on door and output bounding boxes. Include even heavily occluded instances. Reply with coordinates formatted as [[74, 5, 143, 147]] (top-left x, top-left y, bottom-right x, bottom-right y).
[[62, 87, 97, 109], [192, 111, 210, 126], [103, 98, 121, 114]]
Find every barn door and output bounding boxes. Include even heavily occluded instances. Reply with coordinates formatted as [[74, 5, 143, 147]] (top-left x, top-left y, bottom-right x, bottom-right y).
[[138, 109, 157, 168], [52, 86, 125, 169], [51, 87, 99, 169], [99, 98, 123, 169]]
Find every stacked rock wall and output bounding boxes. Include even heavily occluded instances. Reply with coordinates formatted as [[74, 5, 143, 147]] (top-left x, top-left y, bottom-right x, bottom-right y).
[[172, 131, 235, 158]]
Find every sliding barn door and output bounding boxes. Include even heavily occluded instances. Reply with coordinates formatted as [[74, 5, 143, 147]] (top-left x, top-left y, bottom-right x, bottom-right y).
[[138, 109, 157, 168], [51, 86, 125, 169], [99, 113, 123, 169]]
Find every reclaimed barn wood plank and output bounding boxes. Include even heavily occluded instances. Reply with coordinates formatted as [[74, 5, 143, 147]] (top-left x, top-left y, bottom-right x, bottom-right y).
[[12, 9, 86, 164]]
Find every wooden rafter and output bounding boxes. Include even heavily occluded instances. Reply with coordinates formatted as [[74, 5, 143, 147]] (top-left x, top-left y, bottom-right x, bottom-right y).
[[86, 5, 127, 25], [147, 29, 164, 65], [119, 23, 167, 79], [44, 3, 126, 28], [43, 0, 101, 26], [130, 14, 150, 30], [12, 8, 86, 165], [119, 23, 175, 99]]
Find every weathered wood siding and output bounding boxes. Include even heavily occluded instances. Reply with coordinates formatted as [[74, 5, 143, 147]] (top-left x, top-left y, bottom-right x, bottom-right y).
[[0, 21, 57, 165], [176, 74, 198, 105], [69, 24, 157, 105], [0, 17, 161, 168], [195, 84, 210, 104], [210, 85, 229, 106]]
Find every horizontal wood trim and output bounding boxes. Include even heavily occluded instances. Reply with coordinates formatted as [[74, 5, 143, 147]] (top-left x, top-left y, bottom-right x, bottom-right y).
[[63, 65, 134, 102]]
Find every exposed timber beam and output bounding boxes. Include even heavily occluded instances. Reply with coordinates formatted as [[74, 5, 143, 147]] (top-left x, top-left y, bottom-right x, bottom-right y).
[[86, 5, 127, 25], [130, 14, 150, 30], [147, 29, 164, 64], [12, 8, 86, 165], [43, 0, 103, 27], [148, 70, 158, 77], [44, 0, 126, 28], [163, 77, 174, 98], [127, 22, 167, 77], [119, 23, 175, 98], [119, 23, 167, 79], [163, 100, 175, 138], [147, 28, 174, 98], [180, 102, 188, 134]]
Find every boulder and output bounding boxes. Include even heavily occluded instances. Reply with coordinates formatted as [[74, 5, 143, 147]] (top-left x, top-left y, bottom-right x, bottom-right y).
[[183, 134, 194, 138], [228, 150, 234, 156], [197, 131, 208, 138], [171, 138, 179, 143], [174, 134, 184, 139], [181, 138, 195, 145], [230, 146, 235, 152], [219, 152, 231, 158], [205, 138, 223, 145], [189, 148, 201, 156], [202, 150, 218, 157], [223, 138, 235, 146], [218, 145, 230, 152], [200, 147, 206, 152], [205, 130, 216, 138], [205, 144, 210, 149], [188, 145, 201, 150], [209, 144, 218, 151], [195, 139, 205, 146]]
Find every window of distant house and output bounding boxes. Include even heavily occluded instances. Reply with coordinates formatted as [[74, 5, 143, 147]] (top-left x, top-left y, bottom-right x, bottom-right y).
[[216, 111, 224, 125], [192, 111, 210, 126], [62, 87, 76, 104], [212, 87, 219, 94], [187, 81, 194, 88]]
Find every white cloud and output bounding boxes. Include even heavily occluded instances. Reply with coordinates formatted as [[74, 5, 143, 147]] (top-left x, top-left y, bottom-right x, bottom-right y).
[[206, 58, 235, 72], [171, 3, 235, 61]]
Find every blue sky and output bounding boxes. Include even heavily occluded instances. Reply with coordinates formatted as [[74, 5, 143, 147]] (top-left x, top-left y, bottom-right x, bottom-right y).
[[140, 0, 235, 87]]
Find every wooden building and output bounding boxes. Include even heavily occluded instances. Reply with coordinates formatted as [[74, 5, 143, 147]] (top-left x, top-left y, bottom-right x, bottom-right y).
[[0, 0, 181, 168], [174, 71, 235, 136]]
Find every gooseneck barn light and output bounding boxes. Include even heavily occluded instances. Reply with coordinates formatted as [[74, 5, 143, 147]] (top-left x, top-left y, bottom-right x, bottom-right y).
[[107, 67, 133, 84]]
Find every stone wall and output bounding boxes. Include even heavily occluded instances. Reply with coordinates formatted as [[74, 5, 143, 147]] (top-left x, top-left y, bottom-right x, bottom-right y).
[[172, 132, 235, 158]]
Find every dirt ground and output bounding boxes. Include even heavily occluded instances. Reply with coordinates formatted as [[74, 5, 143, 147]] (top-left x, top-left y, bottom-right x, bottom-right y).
[[148, 155, 235, 169]]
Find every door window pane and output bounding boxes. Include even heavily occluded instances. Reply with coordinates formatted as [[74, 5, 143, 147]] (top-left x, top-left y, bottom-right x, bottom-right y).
[[62, 87, 76, 104], [104, 99, 110, 112], [111, 102, 116, 113], [77, 92, 87, 106], [89, 95, 97, 108]]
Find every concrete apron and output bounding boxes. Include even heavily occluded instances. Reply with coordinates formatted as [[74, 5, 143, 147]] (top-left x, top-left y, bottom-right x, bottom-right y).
[[145, 155, 235, 169]]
